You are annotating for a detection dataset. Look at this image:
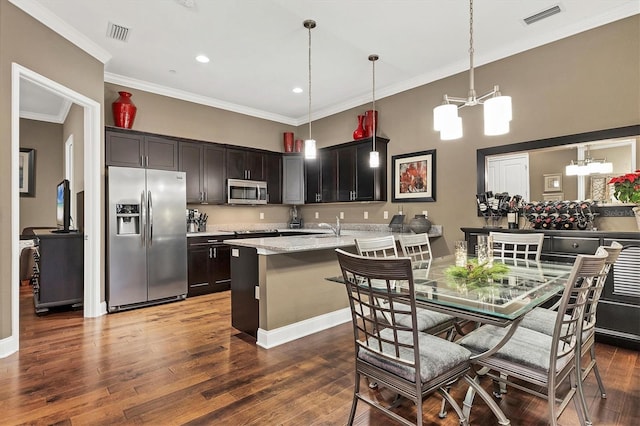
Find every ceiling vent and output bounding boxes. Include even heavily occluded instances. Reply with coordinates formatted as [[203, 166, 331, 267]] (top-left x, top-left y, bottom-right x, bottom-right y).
[[106, 22, 130, 42], [523, 5, 562, 25]]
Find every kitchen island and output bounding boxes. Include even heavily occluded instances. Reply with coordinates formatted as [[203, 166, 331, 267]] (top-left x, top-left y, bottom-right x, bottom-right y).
[[224, 227, 442, 348]]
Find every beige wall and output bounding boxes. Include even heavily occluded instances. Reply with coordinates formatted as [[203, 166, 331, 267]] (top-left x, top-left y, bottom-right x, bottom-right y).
[[19, 119, 63, 229], [2, 2, 638, 341], [1, 0, 105, 339], [295, 15, 640, 255]]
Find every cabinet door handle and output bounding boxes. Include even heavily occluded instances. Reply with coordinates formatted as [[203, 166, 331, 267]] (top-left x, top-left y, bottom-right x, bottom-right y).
[[213, 247, 217, 258], [572, 243, 579, 248], [209, 247, 213, 258]]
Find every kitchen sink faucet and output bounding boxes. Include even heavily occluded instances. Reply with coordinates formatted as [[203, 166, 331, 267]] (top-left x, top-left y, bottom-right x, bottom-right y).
[[319, 216, 341, 236]]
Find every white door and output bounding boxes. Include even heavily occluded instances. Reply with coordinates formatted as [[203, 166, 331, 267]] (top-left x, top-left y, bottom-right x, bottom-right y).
[[486, 153, 529, 200]]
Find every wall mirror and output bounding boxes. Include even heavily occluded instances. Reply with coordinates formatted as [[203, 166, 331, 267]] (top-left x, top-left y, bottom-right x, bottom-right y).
[[477, 125, 640, 216]]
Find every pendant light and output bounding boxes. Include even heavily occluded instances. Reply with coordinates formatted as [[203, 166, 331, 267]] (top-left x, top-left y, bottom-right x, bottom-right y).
[[303, 19, 317, 160], [369, 54, 380, 168], [433, 0, 512, 140]]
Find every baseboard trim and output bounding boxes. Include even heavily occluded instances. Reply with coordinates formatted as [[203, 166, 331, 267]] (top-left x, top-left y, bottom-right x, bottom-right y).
[[256, 308, 351, 349], [0, 334, 18, 358]]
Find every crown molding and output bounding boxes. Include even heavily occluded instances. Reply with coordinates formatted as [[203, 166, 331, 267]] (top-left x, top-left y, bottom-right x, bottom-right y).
[[20, 98, 72, 124], [9, 0, 111, 64]]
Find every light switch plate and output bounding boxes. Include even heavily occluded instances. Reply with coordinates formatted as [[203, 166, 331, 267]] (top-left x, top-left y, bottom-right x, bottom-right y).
[[422, 210, 428, 217], [315, 212, 319, 219], [384, 211, 388, 219], [364, 211, 368, 219], [254, 286, 260, 300], [232, 248, 239, 257], [259, 212, 264, 220], [340, 212, 344, 219]]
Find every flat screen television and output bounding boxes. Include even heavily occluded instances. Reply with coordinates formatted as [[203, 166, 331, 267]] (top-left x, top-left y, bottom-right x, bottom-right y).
[[55, 179, 71, 232]]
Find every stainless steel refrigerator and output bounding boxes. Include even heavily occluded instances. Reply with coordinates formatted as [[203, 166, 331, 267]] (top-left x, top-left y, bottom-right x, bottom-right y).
[[107, 166, 187, 312]]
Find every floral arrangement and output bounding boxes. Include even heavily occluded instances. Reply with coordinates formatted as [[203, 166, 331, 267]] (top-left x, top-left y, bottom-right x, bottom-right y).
[[609, 170, 640, 204], [445, 259, 509, 289]]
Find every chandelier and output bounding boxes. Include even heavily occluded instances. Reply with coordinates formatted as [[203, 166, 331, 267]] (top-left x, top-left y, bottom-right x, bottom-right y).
[[565, 146, 613, 176], [433, 0, 512, 140]]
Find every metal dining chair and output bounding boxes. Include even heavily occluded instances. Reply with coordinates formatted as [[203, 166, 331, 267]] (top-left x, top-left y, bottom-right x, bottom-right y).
[[355, 236, 455, 336], [519, 242, 623, 402], [335, 249, 472, 426], [398, 233, 433, 262], [457, 249, 608, 426], [489, 231, 544, 261]]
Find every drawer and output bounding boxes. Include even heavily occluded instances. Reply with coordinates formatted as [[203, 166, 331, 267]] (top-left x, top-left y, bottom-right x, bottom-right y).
[[552, 236, 600, 255]]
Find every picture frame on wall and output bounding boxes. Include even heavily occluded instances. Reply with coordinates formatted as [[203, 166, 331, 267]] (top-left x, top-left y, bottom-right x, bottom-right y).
[[391, 149, 436, 202], [19, 148, 36, 197], [543, 173, 562, 192]]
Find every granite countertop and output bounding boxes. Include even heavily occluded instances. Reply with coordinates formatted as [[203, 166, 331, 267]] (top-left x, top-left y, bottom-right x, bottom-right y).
[[222, 226, 443, 255]]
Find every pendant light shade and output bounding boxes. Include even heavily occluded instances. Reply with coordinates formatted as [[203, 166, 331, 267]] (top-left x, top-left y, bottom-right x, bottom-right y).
[[368, 54, 379, 168], [303, 19, 317, 160], [433, 0, 512, 140], [483, 94, 512, 136]]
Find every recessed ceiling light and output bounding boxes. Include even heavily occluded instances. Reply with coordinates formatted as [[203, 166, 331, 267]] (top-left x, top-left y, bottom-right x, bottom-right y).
[[195, 55, 210, 63], [292, 87, 303, 94]]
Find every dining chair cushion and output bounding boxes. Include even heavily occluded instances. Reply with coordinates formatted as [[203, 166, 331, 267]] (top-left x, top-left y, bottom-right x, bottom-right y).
[[519, 307, 563, 335], [358, 328, 471, 383], [458, 324, 571, 373], [377, 302, 454, 331]]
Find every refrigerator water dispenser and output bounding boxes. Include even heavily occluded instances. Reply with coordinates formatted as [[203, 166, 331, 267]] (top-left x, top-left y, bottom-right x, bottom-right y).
[[116, 204, 140, 235]]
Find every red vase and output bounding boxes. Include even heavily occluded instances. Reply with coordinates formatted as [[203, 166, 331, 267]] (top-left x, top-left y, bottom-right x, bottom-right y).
[[283, 132, 294, 152], [352, 115, 365, 140], [112, 91, 137, 129], [364, 109, 378, 138], [294, 139, 304, 153]]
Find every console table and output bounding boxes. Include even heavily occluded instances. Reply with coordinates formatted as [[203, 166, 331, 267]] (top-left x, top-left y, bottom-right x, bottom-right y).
[[461, 228, 640, 350]]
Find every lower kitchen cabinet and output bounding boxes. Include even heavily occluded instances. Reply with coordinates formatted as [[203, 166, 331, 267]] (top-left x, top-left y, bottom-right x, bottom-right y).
[[187, 236, 231, 297]]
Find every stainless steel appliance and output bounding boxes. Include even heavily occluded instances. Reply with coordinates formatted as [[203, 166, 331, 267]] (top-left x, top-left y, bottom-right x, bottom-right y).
[[107, 166, 187, 312], [227, 179, 267, 205]]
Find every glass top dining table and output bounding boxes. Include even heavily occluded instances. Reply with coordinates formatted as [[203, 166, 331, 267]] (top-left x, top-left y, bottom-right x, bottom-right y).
[[405, 255, 574, 325], [329, 254, 575, 327]]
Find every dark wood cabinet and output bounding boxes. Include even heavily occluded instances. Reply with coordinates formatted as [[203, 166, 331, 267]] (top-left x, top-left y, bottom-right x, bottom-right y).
[[227, 148, 265, 180], [179, 141, 226, 204], [187, 236, 231, 297], [106, 128, 178, 170], [263, 152, 282, 204], [230, 246, 260, 337], [305, 156, 322, 203], [461, 227, 640, 350], [282, 154, 305, 205], [31, 231, 84, 314], [307, 137, 388, 204]]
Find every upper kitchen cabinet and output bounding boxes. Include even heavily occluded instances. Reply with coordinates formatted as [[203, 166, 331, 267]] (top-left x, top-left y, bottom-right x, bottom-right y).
[[283, 154, 305, 205], [179, 141, 226, 204], [105, 127, 178, 171], [308, 137, 388, 203], [263, 152, 282, 204], [305, 155, 322, 203], [226, 148, 265, 180]]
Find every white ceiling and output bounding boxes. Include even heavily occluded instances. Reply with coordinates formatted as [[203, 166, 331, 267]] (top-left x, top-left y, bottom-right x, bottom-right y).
[[13, 0, 639, 125]]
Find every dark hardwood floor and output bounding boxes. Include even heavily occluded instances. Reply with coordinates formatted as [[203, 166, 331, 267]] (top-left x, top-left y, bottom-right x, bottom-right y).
[[2, 284, 638, 425]]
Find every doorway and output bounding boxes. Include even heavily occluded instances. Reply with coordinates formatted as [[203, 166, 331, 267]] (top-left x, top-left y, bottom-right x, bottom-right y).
[[7, 63, 103, 356]]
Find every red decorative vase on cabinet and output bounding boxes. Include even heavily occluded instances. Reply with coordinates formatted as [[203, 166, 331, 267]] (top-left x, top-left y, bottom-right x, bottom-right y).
[[364, 109, 378, 138], [283, 132, 294, 152], [352, 115, 365, 140], [112, 91, 137, 129]]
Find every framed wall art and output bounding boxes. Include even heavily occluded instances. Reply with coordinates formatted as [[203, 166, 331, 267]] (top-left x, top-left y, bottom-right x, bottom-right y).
[[391, 149, 436, 202], [543, 173, 562, 192], [543, 192, 564, 202], [19, 148, 35, 197]]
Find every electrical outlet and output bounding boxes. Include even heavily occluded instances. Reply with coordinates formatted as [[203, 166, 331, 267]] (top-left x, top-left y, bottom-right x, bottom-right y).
[[364, 211, 368, 220], [259, 212, 264, 220], [315, 212, 319, 219], [422, 210, 428, 217], [339, 212, 344, 219], [384, 211, 389, 219]]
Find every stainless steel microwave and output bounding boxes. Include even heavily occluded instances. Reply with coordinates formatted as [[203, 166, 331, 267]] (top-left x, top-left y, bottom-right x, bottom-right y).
[[227, 179, 268, 205]]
